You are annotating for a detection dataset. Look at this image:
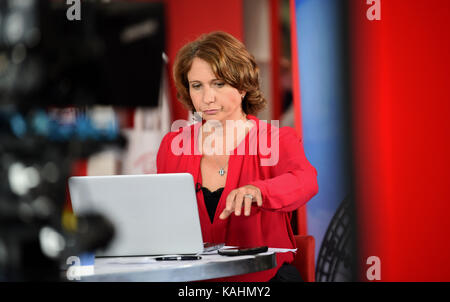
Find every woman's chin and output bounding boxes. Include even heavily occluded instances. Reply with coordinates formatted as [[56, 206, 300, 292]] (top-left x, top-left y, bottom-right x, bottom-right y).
[[202, 112, 224, 122]]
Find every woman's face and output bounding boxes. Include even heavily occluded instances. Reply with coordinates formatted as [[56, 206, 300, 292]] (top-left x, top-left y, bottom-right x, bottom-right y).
[[187, 57, 245, 123]]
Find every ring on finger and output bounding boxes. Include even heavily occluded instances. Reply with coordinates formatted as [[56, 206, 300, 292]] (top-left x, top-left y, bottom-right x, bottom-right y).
[[243, 194, 254, 200]]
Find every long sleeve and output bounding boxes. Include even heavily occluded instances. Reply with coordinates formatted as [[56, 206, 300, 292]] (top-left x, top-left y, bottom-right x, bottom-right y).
[[249, 127, 318, 212], [156, 132, 172, 173]]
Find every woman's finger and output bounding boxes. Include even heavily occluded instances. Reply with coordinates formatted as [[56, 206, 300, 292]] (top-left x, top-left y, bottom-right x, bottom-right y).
[[234, 192, 245, 216], [219, 190, 236, 219], [255, 189, 263, 207], [244, 195, 253, 216]]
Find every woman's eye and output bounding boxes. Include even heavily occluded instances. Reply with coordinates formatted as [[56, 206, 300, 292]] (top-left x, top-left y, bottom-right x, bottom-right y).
[[215, 82, 225, 88], [191, 83, 201, 90]]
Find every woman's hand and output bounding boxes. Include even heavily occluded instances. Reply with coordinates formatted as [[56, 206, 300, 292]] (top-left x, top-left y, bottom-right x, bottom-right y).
[[219, 185, 263, 219]]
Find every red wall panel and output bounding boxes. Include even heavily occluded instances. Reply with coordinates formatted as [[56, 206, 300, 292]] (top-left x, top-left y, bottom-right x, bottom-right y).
[[289, 0, 308, 236], [164, 0, 244, 122], [351, 0, 450, 281]]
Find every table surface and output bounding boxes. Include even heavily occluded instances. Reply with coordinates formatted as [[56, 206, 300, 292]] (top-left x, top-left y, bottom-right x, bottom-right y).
[[76, 251, 277, 282]]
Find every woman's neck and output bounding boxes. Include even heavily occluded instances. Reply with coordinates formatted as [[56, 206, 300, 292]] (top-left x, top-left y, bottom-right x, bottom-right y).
[[200, 115, 253, 155]]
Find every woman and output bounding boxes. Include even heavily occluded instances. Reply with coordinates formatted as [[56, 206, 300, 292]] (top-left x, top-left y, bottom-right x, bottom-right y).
[[156, 31, 318, 282]]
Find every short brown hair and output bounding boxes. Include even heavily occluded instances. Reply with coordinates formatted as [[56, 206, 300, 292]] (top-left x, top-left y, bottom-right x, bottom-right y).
[[172, 31, 267, 115]]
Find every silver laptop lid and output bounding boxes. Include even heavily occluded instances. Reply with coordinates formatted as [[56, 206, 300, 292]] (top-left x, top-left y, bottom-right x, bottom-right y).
[[68, 173, 203, 256]]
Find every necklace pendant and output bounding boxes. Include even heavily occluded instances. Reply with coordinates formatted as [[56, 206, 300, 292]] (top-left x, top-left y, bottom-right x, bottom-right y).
[[219, 168, 225, 176]]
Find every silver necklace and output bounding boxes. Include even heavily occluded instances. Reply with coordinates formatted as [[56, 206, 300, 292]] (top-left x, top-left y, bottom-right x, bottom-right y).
[[212, 155, 229, 176]]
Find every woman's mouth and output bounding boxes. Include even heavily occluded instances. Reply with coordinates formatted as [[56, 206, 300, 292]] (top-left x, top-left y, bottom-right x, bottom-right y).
[[203, 109, 220, 115]]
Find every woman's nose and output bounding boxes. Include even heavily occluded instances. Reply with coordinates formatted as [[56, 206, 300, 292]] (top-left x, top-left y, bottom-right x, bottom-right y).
[[203, 87, 215, 104]]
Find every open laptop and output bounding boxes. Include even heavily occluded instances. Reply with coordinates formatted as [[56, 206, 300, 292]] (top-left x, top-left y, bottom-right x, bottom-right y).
[[68, 173, 204, 257]]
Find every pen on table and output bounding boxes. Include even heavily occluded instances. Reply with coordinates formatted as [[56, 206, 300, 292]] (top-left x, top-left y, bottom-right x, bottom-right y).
[[155, 256, 202, 261]]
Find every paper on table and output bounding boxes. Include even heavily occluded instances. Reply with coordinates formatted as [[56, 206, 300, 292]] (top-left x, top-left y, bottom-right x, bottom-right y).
[[268, 247, 297, 253]]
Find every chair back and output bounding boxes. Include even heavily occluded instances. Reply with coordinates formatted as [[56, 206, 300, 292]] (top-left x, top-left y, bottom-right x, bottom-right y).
[[292, 235, 315, 282]]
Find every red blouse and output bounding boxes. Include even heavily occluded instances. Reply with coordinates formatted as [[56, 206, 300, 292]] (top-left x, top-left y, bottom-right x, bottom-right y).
[[156, 114, 318, 281]]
